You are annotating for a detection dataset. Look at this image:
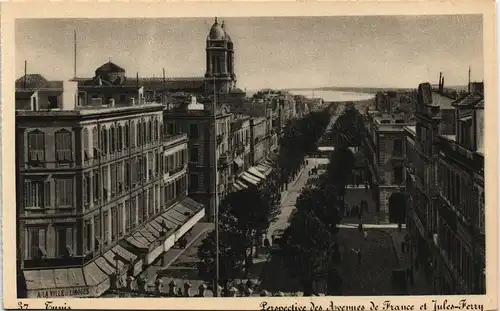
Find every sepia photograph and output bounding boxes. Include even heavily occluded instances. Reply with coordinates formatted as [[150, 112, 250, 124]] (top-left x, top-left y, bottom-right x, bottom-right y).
[[1, 1, 498, 310]]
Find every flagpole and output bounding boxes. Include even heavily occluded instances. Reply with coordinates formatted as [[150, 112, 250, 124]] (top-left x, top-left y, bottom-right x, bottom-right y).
[[213, 75, 220, 297]]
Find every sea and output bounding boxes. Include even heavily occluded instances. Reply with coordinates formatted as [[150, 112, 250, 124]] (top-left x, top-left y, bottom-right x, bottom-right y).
[[288, 90, 375, 102]]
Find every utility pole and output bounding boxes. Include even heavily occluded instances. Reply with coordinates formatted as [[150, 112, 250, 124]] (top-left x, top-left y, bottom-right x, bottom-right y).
[[213, 75, 220, 297]]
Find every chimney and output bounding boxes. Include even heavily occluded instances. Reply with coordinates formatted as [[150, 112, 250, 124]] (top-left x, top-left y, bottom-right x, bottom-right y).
[[441, 76, 444, 93], [439, 72, 442, 91], [24, 61, 27, 89], [468, 66, 471, 93]]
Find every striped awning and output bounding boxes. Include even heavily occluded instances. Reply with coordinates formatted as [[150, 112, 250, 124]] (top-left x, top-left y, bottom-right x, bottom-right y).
[[248, 167, 267, 180], [241, 172, 260, 186]]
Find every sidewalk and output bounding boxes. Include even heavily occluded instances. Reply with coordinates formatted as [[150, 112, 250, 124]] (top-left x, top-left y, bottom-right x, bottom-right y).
[[144, 222, 213, 288], [391, 229, 431, 295]]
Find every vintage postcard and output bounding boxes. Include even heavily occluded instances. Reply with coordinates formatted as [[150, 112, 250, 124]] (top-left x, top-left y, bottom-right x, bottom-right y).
[[1, 1, 498, 310]]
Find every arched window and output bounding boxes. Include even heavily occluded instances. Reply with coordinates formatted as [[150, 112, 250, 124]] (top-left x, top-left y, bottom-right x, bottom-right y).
[[55, 129, 72, 162], [27, 129, 45, 162]]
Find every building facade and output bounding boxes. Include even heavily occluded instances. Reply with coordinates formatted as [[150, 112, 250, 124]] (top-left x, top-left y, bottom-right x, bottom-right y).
[[405, 81, 485, 294], [16, 75, 204, 298], [364, 109, 413, 223], [164, 99, 233, 222]]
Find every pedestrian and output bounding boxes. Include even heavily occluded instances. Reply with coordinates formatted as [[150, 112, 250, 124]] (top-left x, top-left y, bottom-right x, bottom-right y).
[[363, 230, 368, 240], [358, 223, 363, 232], [357, 249, 362, 267], [177, 287, 183, 297], [264, 237, 270, 248], [155, 276, 164, 296]]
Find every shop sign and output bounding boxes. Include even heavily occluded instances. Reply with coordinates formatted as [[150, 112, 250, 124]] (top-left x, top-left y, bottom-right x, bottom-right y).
[[30, 286, 91, 298]]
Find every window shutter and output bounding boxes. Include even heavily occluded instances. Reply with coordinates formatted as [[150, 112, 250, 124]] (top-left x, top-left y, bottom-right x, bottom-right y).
[[66, 227, 73, 255], [44, 180, 51, 208], [23, 180, 30, 208]]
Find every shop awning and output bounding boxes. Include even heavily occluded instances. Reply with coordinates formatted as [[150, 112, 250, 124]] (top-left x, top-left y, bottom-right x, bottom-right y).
[[83, 261, 108, 288], [233, 182, 244, 191], [25, 268, 95, 298], [248, 167, 267, 180], [164, 209, 187, 224], [138, 230, 156, 243], [234, 157, 244, 167], [236, 180, 249, 189], [95, 257, 115, 276], [241, 172, 261, 186], [149, 219, 163, 232], [112, 244, 137, 263], [103, 250, 126, 273], [146, 223, 161, 238], [126, 236, 149, 251], [182, 197, 205, 212]]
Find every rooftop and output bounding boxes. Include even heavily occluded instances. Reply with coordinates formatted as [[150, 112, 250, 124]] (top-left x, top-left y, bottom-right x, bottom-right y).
[[16, 102, 165, 117], [16, 74, 63, 90], [431, 91, 455, 109]]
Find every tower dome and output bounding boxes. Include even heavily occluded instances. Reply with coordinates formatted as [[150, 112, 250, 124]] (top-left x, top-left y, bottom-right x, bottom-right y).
[[208, 17, 225, 40]]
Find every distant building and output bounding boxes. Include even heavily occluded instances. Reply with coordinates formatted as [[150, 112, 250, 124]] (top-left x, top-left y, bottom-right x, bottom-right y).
[[72, 17, 238, 99], [16, 74, 204, 298]]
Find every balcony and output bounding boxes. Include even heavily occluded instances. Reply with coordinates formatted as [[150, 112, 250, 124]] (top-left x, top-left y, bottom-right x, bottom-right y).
[[163, 133, 188, 149]]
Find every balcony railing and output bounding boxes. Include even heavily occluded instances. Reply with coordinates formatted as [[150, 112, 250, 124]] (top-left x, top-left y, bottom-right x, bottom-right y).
[[163, 133, 188, 148]]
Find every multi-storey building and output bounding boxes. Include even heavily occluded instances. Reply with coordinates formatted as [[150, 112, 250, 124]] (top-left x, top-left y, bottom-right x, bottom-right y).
[[363, 109, 414, 223], [250, 117, 268, 165], [434, 81, 485, 294], [16, 74, 204, 298], [231, 116, 252, 176], [405, 81, 485, 294], [164, 97, 233, 221]]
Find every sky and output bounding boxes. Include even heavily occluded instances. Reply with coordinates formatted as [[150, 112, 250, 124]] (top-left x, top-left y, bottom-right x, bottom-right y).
[[16, 15, 483, 90]]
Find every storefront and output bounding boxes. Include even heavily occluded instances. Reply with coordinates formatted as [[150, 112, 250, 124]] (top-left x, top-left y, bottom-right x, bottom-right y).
[[24, 261, 111, 298], [122, 197, 206, 266]]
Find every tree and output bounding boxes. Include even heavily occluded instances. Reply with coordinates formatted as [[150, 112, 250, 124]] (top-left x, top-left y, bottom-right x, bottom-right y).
[[281, 207, 339, 296], [197, 229, 246, 293]]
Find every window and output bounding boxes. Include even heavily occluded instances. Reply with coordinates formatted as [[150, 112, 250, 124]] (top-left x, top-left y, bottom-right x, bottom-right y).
[[92, 127, 99, 158], [102, 166, 109, 202], [85, 220, 92, 253], [110, 126, 115, 154], [110, 164, 117, 197], [83, 128, 90, 160], [124, 124, 130, 148], [167, 123, 174, 135], [100, 127, 108, 155], [130, 121, 136, 148], [56, 178, 73, 208], [190, 174, 199, 191], [94, 215, 101, 250], [83, 174, 91, 206], [23, 179, 50, 209], [111, 206, 117, 242], [56, 227, 73, 257], [394, 166, 403, 185], [55, 129, 72, 162], [27, 228, 46, 259], [27, 130, 45, 162], [393, 139, 403, 157], [93, 169, 100, 202], [124, 160, 130, 189], [147, 120, 152, 143], [189, 124, 199, 138], [125, 200, 131, 232], [118, 125, 123, 151], [48, 96, 58, 109], [103, 211, 109, 244], [131, 197, 137, 227]]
